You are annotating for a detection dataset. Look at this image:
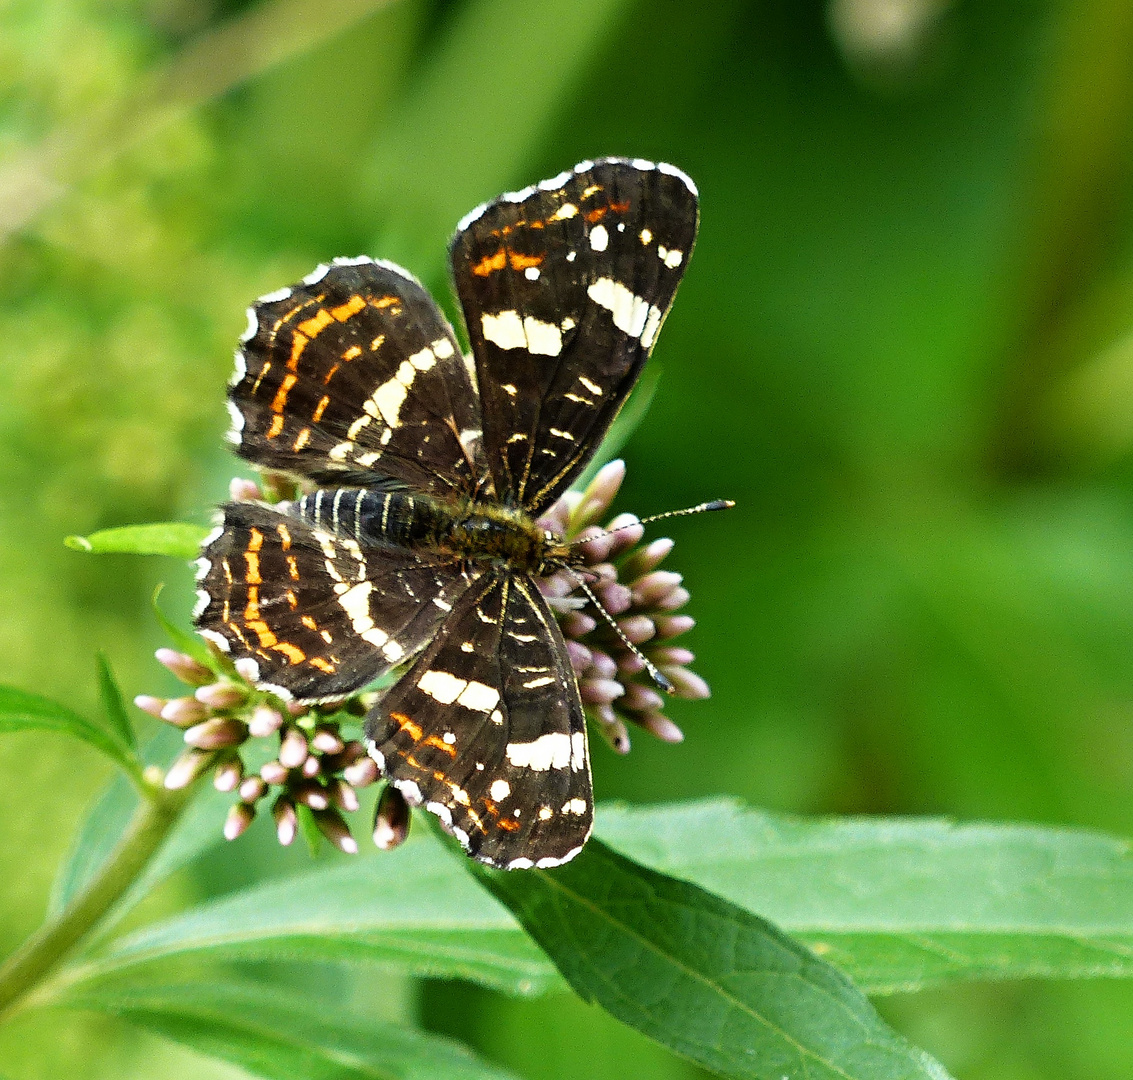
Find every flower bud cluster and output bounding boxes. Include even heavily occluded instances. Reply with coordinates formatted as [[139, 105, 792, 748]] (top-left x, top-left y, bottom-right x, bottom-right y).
[[138, 463, 710, 851], [537, 460, 710, 754], [136, 648, 378, 854]]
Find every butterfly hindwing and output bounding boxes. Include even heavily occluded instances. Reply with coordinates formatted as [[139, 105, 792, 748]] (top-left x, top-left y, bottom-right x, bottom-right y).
[[365, 569, 593, 868], [451, 158, 698, 514], [230, 257, 487, 495], [194, 499, 479, 702]]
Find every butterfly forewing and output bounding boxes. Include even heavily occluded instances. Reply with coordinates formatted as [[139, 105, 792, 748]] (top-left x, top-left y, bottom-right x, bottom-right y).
[[231, 257, 487, 495], [451, 159, 698, 514], [195, 500, 479, 702], [366, 569, 592, 868]]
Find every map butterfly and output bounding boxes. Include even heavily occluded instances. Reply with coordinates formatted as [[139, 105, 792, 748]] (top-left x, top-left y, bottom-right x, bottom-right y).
[[194, 158, 699, 868]]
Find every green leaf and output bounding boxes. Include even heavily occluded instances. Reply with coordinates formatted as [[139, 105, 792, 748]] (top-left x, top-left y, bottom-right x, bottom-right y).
[[95, 653, 136, 753], [0, 684, 139, 777], [68, 980, 521, 1080], [64, 522, 208, 559], [63, 836, 560, 998], [596, 799, 1133, 993], [152, 583, 218, 671], [469, 837, 952, 1080]]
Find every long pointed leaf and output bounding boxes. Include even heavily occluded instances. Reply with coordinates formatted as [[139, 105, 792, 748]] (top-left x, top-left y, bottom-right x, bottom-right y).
[[470, 838, 952, 1080], [95, 654, 136, 752], [0, 684, 139, 777], [65, 522, 208, 559], [67, 980, 521, 1080], [596, 799, 1133, 992]]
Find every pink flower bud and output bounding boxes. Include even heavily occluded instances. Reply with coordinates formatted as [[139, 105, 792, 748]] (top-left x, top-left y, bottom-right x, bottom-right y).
[[273, 796, 297, 845], [617, 614, 656, 645], [301, 754, 321, 778], [239, 775, 267, 802], [653, 614, 694, 640], [311, 728, 344, 755], [194, 682, 247, 710], [155, 648, 213, 687], [286, 699, 308, 716], [588, 650, 618, 680], [565, 640, 592, 674], [312, 808, 358, 854], [213, 758, 243, 792], [620, 682, 665, 713], [631, 571, 684, 608], [234, 657, 261, 682], [293, 782, 329, 811], [260, 760, 289, 785], [605, 513, 644, 555], [655, 586, 691, 612], [373, 785, 410, 851], [580, 678, 626, 706], [650, 646, 695, 667], [133, 695, 167, 719], [278, 727, 309, 768], [343, 756, 379, 788], [163, 749, 212, 790], [330, 777, 360, 813], [592, 704, 630, 754], [160, 697, 208, 727], [595, 581, 632, 615], [183, 717, 247, 750], [224, 802, 255, 840], [248, 705, 284, 737], [561, 611, 597, 639], [638, 713, 685, 743], [229, 476, 262, 502], [660, 665, 710, 700]]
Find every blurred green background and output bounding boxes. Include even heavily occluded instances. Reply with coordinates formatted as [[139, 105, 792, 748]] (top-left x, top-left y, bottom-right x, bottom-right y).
[[3, 0, 1133, 1076]]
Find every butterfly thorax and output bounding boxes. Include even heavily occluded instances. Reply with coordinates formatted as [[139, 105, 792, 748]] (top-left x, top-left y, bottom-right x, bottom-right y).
[[292, 487, 576, 576]]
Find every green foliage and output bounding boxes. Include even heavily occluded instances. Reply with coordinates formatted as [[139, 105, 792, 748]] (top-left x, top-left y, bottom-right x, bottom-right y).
[[472, 839, 952, 1080], [65, 524, 209, 560], [0, 683, 140, 781]]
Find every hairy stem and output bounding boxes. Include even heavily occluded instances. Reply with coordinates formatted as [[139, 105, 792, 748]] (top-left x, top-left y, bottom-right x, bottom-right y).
[[0, 780, 192, 1021]]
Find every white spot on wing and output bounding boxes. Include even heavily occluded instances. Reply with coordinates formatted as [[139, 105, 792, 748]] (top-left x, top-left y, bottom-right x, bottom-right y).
[[587, 277, 651, 339], [417, 669, 466, 704], [482, 311, 562, 356], [239, 307, 258, 343], [524, 266, 540, 281], [225, 400, 244, 444], [257, 286, 291, 304], [302, 263, 330, 285], [589, 224, 609, 252], [657, 160, 698, 196], [199, 629, 230, 653], [506, 733, 572, 771], [490, 779, 511, 801], [549, 202, 578, 221]]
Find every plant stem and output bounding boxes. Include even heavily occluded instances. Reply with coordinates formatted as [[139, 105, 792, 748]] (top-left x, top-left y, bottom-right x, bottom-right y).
[[0, 780, 192, 1021]]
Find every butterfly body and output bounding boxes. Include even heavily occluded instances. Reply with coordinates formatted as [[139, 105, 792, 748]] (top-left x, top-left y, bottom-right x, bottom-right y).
[[195, 158, 699, 868]]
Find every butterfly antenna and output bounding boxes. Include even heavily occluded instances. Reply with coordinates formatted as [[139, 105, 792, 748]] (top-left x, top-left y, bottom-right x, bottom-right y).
[[568, 571, 675, 694], [568, 499, 734, 547]]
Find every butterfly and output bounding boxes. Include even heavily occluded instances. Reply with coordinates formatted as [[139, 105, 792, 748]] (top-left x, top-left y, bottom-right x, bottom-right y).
[[194, 158, 699, 868]]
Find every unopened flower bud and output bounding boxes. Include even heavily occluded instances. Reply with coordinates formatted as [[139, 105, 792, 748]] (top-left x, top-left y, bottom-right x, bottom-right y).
[[273, 796, 297, 845], [373, 785, 411, 850], [616, 614, 656, 645], [229, 476, 262, 502], [591, 705, 630, 754], [620, 537, 675, 579], [311, 728, 344, 755], [248, 705, 284, 737], [234, 657, 261, 682], [312, 808, 358, 854], [133, 695, 167, 719], [239, 775, 267, 803], [604, 513, 644, 554], [638, 712, 685, 743], [160, 697, 208, 727], [155, 649, 213, 687], [650, 646, 695, 667], [562, 611, 597, 639], [580, 678, 626, 706], [631, 571, 684, 608], [329, 777, 360, 812], [195, 682, 247, 710], [260, 760, 289, 785], [301, 754, 321, 778], [183, 717, 247, 750], [653, 614, 694, 640], [587, 651, 618, 680], [343, 755, 379, 788], [224, 801, 255, 840], [213, 758, 243, 792], [286, 700, 308, 716], [595, 581, 632, 615], [573, 459, 625, 528], [660, 665, 710, 700], [278, 727, 309, 768], [164, 749, 212, 790], [654, 586, 691, 612], [620, 682, 665, 714], [292, 782, 329, 811], [565, 640, 592, 674]]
